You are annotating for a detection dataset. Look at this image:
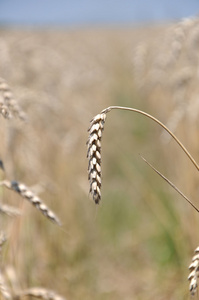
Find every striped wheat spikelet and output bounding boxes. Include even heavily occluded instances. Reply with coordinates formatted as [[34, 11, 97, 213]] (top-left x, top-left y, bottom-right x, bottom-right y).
[[87, 112, 106, 204], [188, 246, 199, 296], [14, 287, 66, 300], [0, 180, 61, 226]]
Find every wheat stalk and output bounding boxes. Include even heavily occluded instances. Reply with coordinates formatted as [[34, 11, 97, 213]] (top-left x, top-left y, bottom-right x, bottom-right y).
[[188, 246, 199, 296], [0, 180, 61, 226], [140, 155, 199, 213], [14, 287, 66, 300], [87, 106, 199, 204]]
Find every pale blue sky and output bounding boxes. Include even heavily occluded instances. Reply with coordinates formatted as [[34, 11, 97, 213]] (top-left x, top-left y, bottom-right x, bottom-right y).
[[0, 0, 199, 26]]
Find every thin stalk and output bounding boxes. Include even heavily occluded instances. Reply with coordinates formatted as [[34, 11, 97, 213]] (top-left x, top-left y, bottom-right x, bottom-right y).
[[102, 106, 199, 171], [140, 155, 199, 213]]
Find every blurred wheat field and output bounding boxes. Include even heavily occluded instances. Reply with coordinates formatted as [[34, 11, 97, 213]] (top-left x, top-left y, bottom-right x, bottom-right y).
[[0, 18, 199, 299]]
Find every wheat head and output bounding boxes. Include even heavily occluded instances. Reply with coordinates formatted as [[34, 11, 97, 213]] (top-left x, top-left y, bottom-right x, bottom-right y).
[[0, 77, 26, 120], [87, 112, 106, 204], [188, 246, 199, 295], [0, 180, 61, 226]]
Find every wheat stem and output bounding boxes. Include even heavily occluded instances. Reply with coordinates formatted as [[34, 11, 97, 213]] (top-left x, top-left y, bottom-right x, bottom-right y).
[[140, 155, 199, 213]]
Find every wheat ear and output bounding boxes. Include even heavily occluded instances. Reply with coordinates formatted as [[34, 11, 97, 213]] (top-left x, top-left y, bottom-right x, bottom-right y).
[[0, 180, 61, 226], [188, 246, 199, 295], [0, 77, 26, 120], [14, 287, 66, 300], [87, 106, 199, 204], [87, 113, 106, 204]]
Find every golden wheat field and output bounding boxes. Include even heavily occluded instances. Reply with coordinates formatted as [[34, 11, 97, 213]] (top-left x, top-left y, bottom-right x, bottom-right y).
[[0, 18, 199, 300]]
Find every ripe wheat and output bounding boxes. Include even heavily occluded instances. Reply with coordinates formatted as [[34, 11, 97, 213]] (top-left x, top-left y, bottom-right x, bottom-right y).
[[87, 113, 106, 204], [0, 180, 61, 226], [188, 246, 199, 295], [0, 77, 26, 120]]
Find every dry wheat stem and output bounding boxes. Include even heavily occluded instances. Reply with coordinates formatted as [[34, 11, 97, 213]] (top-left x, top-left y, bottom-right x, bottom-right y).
[[87, 106, 199, 204], [188, 246, 199, 295], [140, 155, 199, 213], [14, 287, 66, 300], [0, 180, 61, 226]]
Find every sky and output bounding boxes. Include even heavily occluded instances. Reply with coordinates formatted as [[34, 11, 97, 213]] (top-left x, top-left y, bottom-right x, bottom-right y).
[[0, 0, 199, 27]]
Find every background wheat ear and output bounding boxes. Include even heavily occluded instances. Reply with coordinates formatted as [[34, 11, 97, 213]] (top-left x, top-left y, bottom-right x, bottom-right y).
[[87, 112, 107, 204], [0, 180, 61, 226], [188, 246, 199, 296], [0, 77, 26, 120]]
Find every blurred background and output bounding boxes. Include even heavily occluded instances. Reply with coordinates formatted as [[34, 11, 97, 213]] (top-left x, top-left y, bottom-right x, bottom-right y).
[[0, 1, 199, 300]]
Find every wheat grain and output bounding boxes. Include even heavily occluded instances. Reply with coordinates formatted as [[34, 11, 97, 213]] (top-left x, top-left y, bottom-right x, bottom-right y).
[[87, 112, 106, 204], [14, 287, 66, 300], [0, 180, 61, 226]]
